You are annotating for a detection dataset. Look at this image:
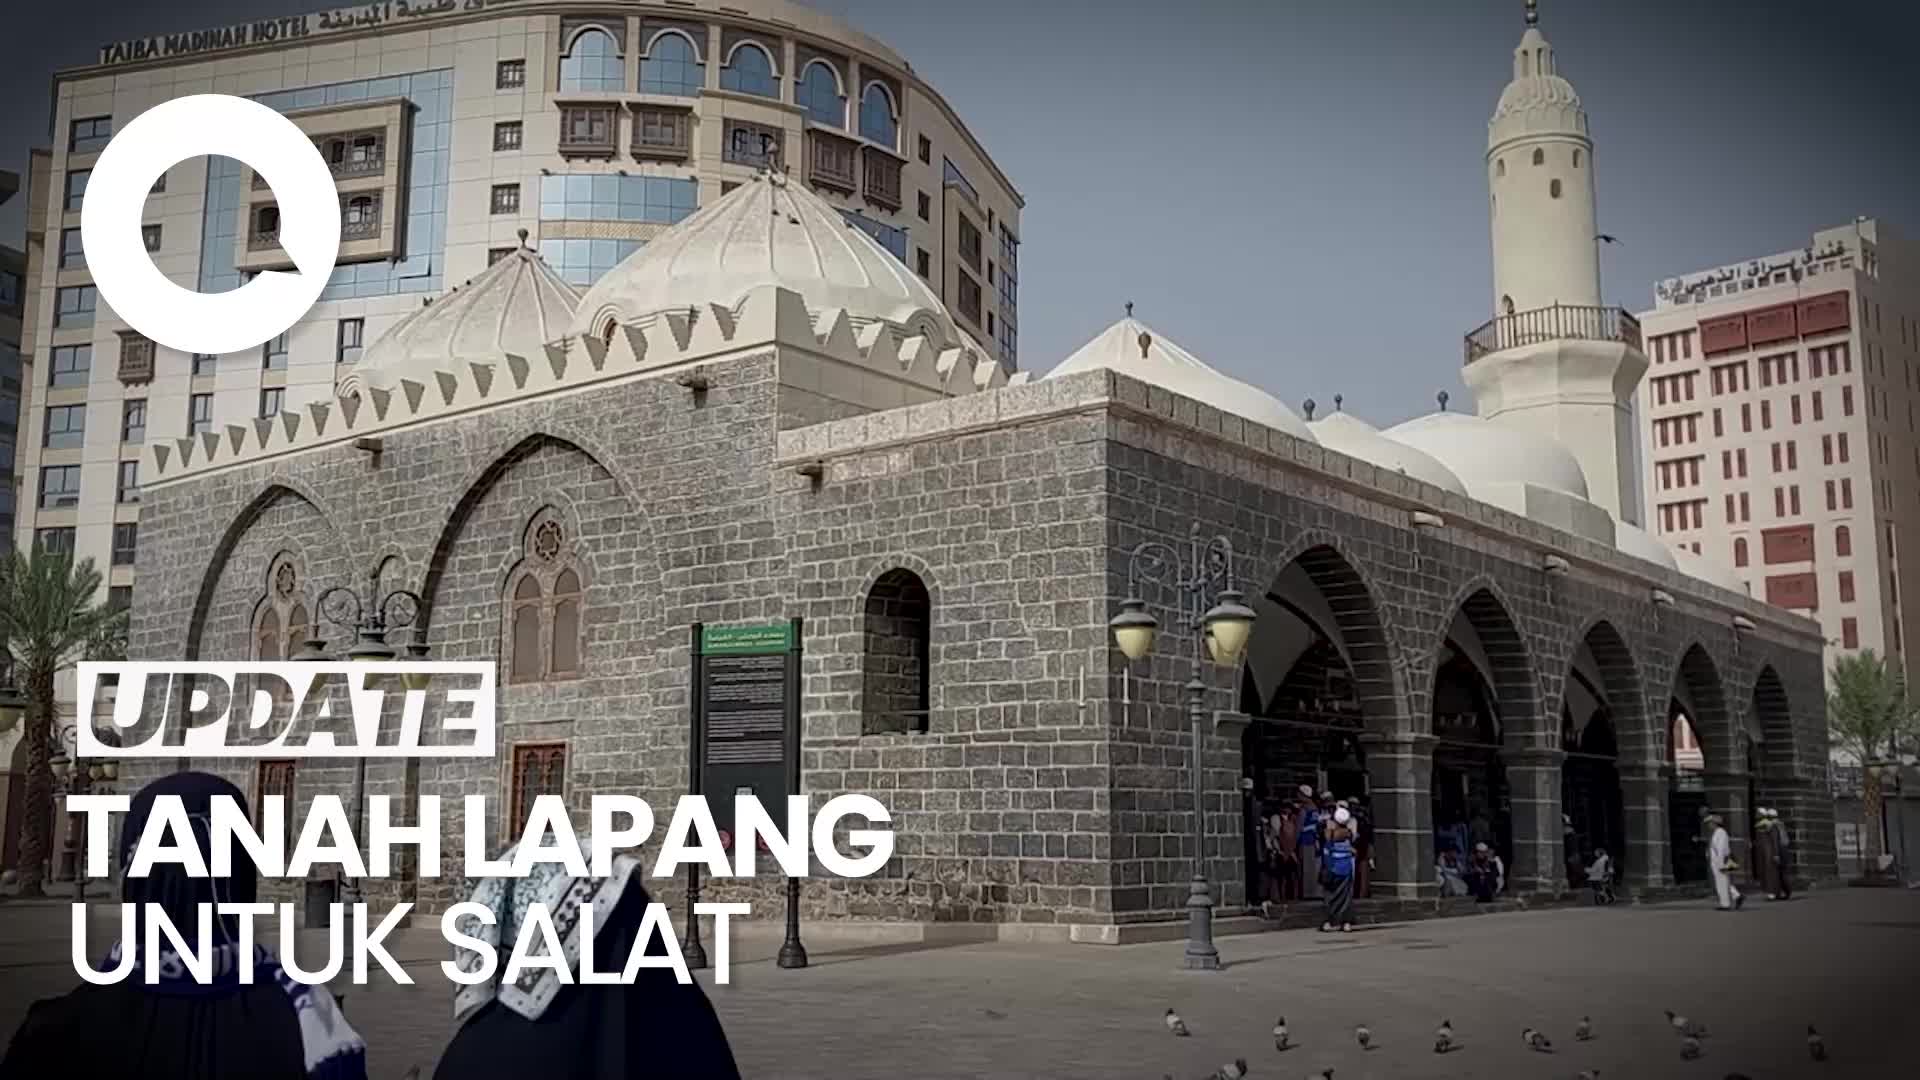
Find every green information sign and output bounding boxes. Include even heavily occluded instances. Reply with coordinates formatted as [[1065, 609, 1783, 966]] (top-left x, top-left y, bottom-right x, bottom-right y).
[[701, 622, 794, 656]]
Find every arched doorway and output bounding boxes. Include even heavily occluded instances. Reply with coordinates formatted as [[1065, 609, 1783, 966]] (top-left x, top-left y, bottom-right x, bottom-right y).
[[1559, 621, 1638, 887], [1431, 646, 1510, 868], [1668, 644, 1729, 885], [1238, 545, 1399, 905]]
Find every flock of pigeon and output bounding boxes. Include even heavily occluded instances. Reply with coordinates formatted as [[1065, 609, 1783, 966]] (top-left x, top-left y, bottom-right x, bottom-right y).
[[1155, 1006, 1831, 1078]]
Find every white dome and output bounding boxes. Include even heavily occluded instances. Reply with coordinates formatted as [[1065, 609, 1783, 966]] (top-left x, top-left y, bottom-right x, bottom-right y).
[[1382, 411, 1590, 499], [1489, 27, 1588, 149], [1614, 521, 1679, 571], [572, 171, 963, 350], [1046, 317, 1316, 444], [342, 236, 580, 395], [1674, 547, 1749, 596], [1309, 410, 1466, 495]]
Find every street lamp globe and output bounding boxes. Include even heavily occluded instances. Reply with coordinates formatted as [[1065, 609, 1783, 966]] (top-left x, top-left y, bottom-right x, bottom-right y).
[[400, 640, 432, 692], [1201, 589, 1257, 666], [290, 636, 330, 662], [347, 629, 397, 663], [1109, 599, 1158, 661]]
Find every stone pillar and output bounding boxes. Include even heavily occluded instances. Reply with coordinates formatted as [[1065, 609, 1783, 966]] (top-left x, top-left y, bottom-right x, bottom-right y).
[[1360, 732, 1435, 898], [1703, 770, 1753, 872], [1505, 748, 1566, 895], [1617, 760, 1672, 891]]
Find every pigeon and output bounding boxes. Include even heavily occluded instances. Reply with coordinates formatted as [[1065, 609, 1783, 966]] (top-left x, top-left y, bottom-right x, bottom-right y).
[[1213, 1060, 1248, 1080], [1165, 1009, 1189, 1037], [1666, 1010, 1707, 1038], [1355, 1024, 1374, 1050], [1575, 1015, 1594, 1041], [1680, 1035, 1703, 1060], [1273, 1016, 1292, 1051], [1808, 1024, 1827, 1061], [1522, 1027, 1553, 1053], [1434, 1019, 1455, 1054]]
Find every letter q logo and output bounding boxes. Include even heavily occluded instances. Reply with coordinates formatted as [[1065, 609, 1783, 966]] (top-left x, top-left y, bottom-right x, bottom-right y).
[[82, 95, 340, 355]]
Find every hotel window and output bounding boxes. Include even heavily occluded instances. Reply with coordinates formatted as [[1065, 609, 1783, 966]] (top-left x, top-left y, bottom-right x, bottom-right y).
[[1826, 480, 1836, 511], [915, 248, 930, 279], [1737, 448, 1747, 477], [151, 170, 166, 193], [38, 465, 81, 510], [1812, 391, 1823, 420], [1724, 494, 1735, 523], [59, 228, 86, 269], [1791, 395, 1801, 424], [1713, 409, 1723, 437], [1841, 478, 1852, 509], [917, 190, 931, 221], [1840, 571, 1856, 603], [491, 184, 521, 215], [142, 224, 162, 252], [1760, 400, 1772, 429], [63, 169, 89, 211], [859, 82, 898, 149], [1771, 444, 1782, 472], [957, 215, 982, 272], [1842, 617, 1859, 650], [1740, 403, 1752, 433], [111, 523, 138, 567], [1740, 492, 1750, 520], [719, 42, 778, 98], [1842, 385, 1854, 416], [1823, 435, 1834, 465], [807, 130, 856, 192], [722, 121, 782, 169], [496, 59, 526, 89], [55, 285, 98, 329], [262, 332, 289, 371], [508, 743, 567, 836], [639, 31, 704, 97], [1836, 525, 1852, 556], [1790, 486, 1801, 515], [192, 353, 216, 377], [493, 121, 523, 152], [634, 107, 693, 159], [69, 116, 112, 154], [116, 460, 139, 504], [36, 528, 76, 558], [188, 393, 212, 435], [43, 404, 85, 449], [1721, 450, 1732, 479], [956, 270, 982, 327], [1786, 442, 1797, 469], [796, 60, 845, 127], [48, 345, 91, 388], [121, 399, 145, 443], [559, 26, 624, 92], [1734, 538, 1748, 567], [119, 331, 155, 391], [1774, 488, 1784, 517], [1838, 432, 1849, 462], [558, 104, 618, 158], [917, 134, 931, 164], [337, 319, 364, 366], [341, 194, 380, 238], [259, 388, 284, 418], [861, 148, 902, 210]]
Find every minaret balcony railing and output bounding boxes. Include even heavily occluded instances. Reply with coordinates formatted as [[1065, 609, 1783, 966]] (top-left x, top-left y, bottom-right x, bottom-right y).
[[1463, 303, 1642, 364]]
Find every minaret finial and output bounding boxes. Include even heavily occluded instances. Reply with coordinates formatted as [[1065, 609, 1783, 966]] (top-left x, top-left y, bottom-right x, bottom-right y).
[[1302, 398, 1316, 421], [1125, 301, 1134, 318], [1524, 0, 1538, 27], [1437, 390, 1450, 412], [1333, 393, 1344, 412], [516, 227, 529, 248]]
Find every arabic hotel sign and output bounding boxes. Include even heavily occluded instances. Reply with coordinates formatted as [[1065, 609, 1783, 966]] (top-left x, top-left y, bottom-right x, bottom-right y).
[[96, 2, 523, 67]]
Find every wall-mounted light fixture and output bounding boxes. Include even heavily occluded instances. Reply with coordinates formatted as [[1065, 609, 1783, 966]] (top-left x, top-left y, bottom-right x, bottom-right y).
[[1732, 615, 1756, 633], [676, 369, 710, 393], [1651, 588, 1676, 608], [353, 436, 384, 455], [1542, 554, 1571, 577], [1412, 511, 1445, 531]]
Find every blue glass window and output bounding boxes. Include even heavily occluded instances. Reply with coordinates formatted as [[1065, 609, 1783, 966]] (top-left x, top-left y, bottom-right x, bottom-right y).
[[639, 32, 704, 97], [942, 157, 978, 204], [539, 238, 644, 288], [559, 28, 624, 93], [859, 83, 897, 149], [839, 210, 907, 263], [797, 61, 844, 128], [538, 175, 698, 225], [719, 43, 778, 98]]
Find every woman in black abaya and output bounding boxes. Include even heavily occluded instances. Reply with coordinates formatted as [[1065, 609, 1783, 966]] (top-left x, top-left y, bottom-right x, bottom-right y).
[[432, 838, 740, 1080], [0, 771, 366, 1080]]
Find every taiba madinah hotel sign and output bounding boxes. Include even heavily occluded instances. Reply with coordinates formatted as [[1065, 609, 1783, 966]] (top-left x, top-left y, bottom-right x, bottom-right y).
[[96, 1, 533, 67]]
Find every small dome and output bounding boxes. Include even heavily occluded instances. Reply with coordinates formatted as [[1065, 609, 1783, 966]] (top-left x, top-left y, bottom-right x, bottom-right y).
[[1046, 317, 1316, 444], [572, 171, 963, 350], [1674, 547, 1749, 596], [1309, 411, 1466, 495], [1614, 521, 1678, 571], [1382, 411, 1590, 499], [342, 239, 580, 395]]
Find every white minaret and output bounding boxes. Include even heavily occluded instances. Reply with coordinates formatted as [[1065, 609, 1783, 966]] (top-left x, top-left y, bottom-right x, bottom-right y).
[[1464, 0, 1647, 524]]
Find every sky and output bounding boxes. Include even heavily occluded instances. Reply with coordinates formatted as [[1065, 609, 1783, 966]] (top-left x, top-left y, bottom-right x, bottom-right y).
[[2, 0, 1917, 426]]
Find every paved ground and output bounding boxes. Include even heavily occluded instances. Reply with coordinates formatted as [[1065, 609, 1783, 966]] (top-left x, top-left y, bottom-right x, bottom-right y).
[[2, 887, 1917, 1078]]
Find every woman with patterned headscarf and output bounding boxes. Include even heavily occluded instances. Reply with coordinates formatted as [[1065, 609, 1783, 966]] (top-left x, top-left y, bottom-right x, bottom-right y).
[[0, 771, 367, 1080], [432, 831, 740, 1079]]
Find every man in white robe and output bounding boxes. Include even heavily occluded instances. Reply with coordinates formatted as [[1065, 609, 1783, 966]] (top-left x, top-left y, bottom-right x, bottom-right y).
[[1707, 813, 1744, 911]]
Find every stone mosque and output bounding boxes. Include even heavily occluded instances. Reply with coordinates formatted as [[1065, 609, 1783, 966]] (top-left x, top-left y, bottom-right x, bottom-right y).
[[125, 6, 1834, 930]]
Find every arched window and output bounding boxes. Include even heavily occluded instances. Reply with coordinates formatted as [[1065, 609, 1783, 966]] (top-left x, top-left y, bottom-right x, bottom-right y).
[[1734, 538, 1749, 567], [1836, 525, 1852, 556], [1550, 178, 1562, 199], [1572, 148, 1583, 168], [1532, 147, 1545, 166], [719, 42, 778, 98], [796, 61, 844, 129], [345, 195, 375, 225], [504, 511, 588, 684], [560, 27, 626, 93], [1495, 158, 1506, 178], [862, 568, 931, 735], [254, 556, 310, 703], [639, 31, 703, 96], [1502, 294, 1516, 316], [859, 82, 897, 148]]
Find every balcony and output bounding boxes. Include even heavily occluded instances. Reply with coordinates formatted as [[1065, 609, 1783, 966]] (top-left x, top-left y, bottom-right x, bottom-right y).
[[861, 148, 902, 211], [1463, 303, 1643, 365], [807, 130, 857, 195], [340, 193, 383, 241], [117, 332, 155, 385], [627, 105, 688, 162], [559, 104, 620, 160]]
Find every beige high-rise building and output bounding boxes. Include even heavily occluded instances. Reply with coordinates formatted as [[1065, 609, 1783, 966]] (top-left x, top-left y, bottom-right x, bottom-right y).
[[1637, 218, 1918, 676]]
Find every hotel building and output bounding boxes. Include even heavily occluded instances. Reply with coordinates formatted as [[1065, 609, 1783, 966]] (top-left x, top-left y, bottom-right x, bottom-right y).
[[1637, 218, 1919, 677]]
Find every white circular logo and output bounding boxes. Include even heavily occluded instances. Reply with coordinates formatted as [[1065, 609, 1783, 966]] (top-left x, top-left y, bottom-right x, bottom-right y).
[[81, 94, 341, 355]]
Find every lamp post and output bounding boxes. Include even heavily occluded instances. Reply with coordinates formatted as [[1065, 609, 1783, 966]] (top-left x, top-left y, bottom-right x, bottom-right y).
[[52, 722, 118, 902], [294, 570, 429, 906], [1875, 761, 1906, 885], [1108, 524, 1256, 971]]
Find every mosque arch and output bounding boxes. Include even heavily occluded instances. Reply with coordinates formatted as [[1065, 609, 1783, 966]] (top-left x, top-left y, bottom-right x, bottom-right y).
[[1559, 619, 1641, 887], [183, 479, 350, 664], [1665, 643, 1731, 883], [861, 567, 932, 735]]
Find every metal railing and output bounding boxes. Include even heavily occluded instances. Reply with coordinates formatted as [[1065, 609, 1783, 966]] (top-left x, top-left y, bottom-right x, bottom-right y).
[[1464, 303, 1643, 364]]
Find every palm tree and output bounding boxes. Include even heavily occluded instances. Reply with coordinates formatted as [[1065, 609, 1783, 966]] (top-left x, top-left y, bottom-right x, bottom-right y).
[[1828, 650, 1920, 876], [0, 544, 127, 896]]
